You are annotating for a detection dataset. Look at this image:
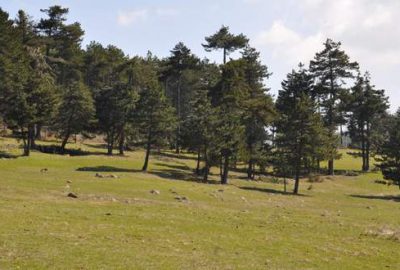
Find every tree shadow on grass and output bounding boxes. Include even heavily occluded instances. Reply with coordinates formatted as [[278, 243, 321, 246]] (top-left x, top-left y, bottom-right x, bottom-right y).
[[155, 152, 197, 161], [239, 186, 310, 197], [76, 166, 141, 173], [150, 169, 220, 185], [34, 144, 106, 156], [76, 164, 221, 185], [153, 162, 193, 171], [350, 194, 400, 202], [0, 150, 19, 159]]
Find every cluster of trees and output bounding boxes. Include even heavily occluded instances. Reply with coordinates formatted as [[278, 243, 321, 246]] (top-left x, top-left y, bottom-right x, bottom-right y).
[[0, 6, 399, 193]]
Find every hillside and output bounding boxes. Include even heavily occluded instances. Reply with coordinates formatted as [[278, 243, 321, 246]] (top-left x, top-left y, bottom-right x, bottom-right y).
[[0, 138, 399, 269]]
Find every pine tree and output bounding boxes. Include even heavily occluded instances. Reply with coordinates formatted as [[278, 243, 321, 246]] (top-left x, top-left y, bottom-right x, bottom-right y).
[[135, 60, 176, 171], [202, 25, 248, 64], [310, 39, 359, 175], [276, 65, 329, 194], [161, 42, 199, 153], [241, 46, 275, 179], [347, 72, 388, 171], [54, 81, 94, 153], [378, 110, 400, 189], [212, 59, 249, 184]]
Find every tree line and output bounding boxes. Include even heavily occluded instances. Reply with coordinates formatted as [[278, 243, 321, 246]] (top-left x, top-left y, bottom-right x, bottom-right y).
[[0, 6, 399, 193]]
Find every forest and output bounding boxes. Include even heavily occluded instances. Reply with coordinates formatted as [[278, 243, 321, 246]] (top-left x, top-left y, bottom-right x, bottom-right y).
[[0, 5, 399, 193]]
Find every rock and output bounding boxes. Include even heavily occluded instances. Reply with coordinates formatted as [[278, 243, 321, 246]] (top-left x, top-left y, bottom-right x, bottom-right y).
[[175, 196, 189, 202], [110, 174, 119, 179], [66, 180, 72, 184], [217, 189, 224, 193], [105, 213, 112, 216], [40, 168, 48, 173], [95, 173, 104, 178], [307, 185, 313, 190], [150, 189, 160, 195], [67, 192, 78, 198], [111, 197, 117, 202]]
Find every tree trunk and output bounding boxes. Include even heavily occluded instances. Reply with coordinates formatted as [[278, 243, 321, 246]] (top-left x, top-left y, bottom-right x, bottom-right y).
[[340, 124, 343, 146], [247, 158, 253, 180], [365, 122, 370, 171], [21, 127, 30, 156], [60, 132, 70, 154], [293, 168, 300, 195], [361, 125, 367, 171], [219, 156, 223, 178], [35, 124, 42, 140], [328, 159, 334, 175], [175, 75, 181, 154], [107, 131, 114, 156], [142, 129, 152, 171], [203, 145, 209, 182], [28, 125, 35, 149], [221, 154, 229, 184], [196, 147, 201, 175], [119, 128, 125, 155], [223, 47, 226, 64]]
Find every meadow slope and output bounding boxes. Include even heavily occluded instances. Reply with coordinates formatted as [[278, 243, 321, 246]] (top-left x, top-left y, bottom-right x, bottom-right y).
[[0, 138, 399, 269]]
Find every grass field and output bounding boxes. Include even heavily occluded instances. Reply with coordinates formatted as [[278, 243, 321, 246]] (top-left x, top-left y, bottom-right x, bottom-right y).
[[0, 137, 399, 269]]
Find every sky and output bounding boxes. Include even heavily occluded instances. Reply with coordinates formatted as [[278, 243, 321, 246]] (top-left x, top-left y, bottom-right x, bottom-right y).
[[1, 0, 399, 111]]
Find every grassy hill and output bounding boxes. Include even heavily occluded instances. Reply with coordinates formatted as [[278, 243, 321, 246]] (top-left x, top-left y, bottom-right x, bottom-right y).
[[0, 137, 399, 269]]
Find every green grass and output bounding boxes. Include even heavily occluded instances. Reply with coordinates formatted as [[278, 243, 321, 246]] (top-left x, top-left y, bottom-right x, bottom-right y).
[[0, 138, 399, 269]]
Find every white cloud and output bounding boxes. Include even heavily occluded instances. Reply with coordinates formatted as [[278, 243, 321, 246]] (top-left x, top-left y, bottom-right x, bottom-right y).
[[117, 7, 179, 26], [255, 21, 324, 65], [254, 0, 400, 110], [155, 7, 179, 16], [117, 9, 148, 26]]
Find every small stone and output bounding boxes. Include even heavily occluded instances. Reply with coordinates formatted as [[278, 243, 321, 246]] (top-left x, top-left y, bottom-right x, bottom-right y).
[[150, 189, 160, 195], [110, 174, 119, 179], [105, 213, 112, 216], [66, 180, 72, 184], [67, 192, 78, 198]]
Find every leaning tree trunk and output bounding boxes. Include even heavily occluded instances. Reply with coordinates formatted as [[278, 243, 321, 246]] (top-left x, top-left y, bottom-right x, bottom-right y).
[[60, 131, 71, 154], [142, 129, 152, 171]]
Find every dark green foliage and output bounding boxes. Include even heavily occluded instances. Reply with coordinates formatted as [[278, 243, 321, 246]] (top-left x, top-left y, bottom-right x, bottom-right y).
[[161, 42, 200, 153], [310, 39, 359, 175], [241, 46, 275, 179], [54, 81, 94, 152], [347, 73, 389, 171], [0, 8, 57, 155], [134, 60, 176, 171], [378, 110, 400, 189], [203, 25, 248, 64], [275, 65, 329, 194]]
